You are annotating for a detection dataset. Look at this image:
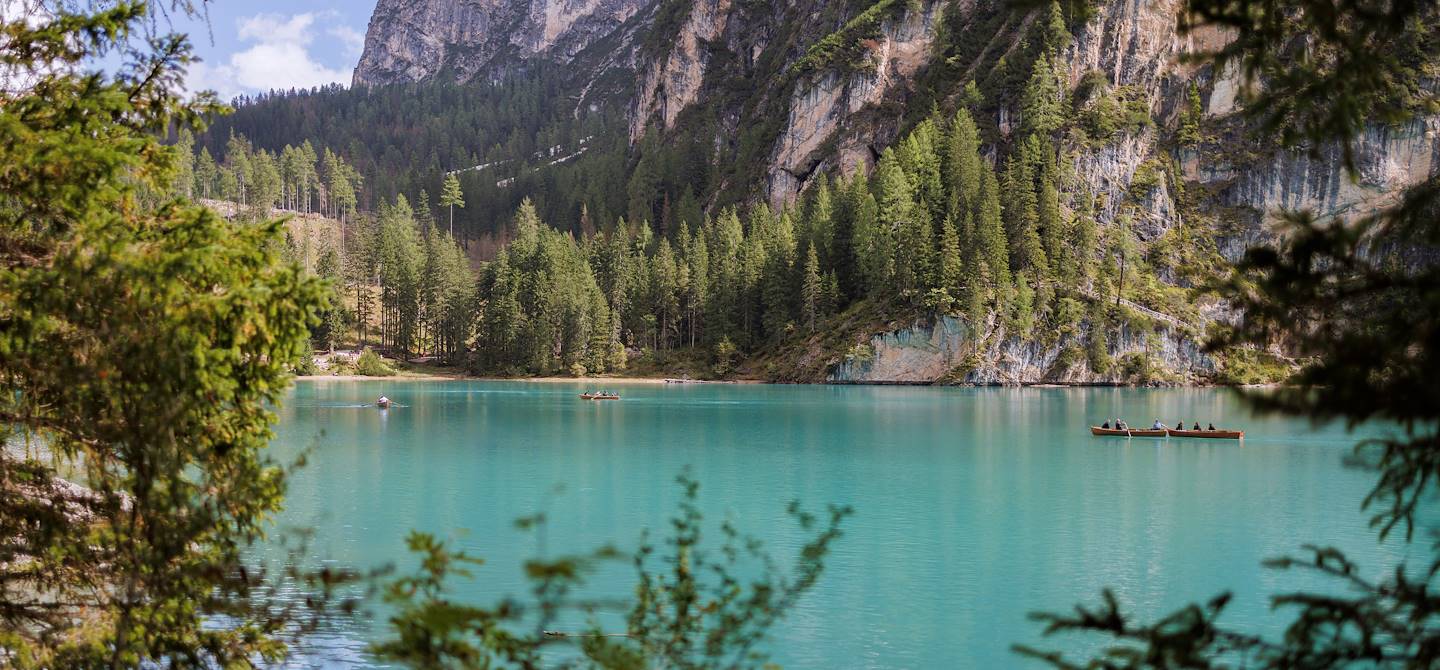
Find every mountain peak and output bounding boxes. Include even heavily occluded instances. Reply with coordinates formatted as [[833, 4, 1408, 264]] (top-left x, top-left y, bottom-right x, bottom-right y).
[[353, 0, 647, 86]]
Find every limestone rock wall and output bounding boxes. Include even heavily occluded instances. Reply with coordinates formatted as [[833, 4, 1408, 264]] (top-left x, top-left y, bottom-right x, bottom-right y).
[[826, 315, 1214, 385], [353, 0, 645, 86]]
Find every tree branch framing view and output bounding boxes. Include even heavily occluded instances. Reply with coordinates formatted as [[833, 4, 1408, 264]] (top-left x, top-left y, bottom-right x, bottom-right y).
[[1, 0, 1437, 667]]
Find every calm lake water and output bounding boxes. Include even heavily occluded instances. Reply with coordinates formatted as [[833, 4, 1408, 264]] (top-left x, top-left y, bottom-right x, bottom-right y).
[[268, 381, 1417, 668]]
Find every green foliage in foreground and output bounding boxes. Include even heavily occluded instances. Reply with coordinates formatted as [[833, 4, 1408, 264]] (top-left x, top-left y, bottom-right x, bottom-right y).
[[372, 474, 850, 669], [1018, 0, 1440, 666], [0, 2, 353, 665]]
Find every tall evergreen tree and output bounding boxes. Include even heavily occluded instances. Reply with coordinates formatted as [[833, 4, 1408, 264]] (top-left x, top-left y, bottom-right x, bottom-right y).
[[440, 172, 466, 235], [801, 242, 822, 333], [943, 108, 984, 231], [1001, 147, 1047, 276], [1020, 53, 1066, 137]]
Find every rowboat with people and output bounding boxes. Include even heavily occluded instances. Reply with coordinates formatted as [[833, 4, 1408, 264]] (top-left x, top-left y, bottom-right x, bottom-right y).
[[1090, 426, 1168, 438], [1090, 423, 1243, 439], [579, 392, 620, 400], [1167, 428, 1243, 439]]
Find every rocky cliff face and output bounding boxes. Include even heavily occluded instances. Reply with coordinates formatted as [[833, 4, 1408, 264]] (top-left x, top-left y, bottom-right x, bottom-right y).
[[826, 315, 1213, 385], [353, 0, 646, 86], [353, 0, 1438, 384]]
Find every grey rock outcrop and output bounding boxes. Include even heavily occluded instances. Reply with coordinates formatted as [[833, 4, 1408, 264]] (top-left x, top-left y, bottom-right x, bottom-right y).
[[826, 315, 1213, 386], [353, 0, 647, 86]]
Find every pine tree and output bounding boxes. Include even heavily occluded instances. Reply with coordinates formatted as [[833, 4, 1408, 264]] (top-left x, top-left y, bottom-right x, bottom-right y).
[[513, 197, 542, 248], [1002, 147, 1047, 276], [820, 270, 841, 318], [1021, 53, 1066, 137], [901, 119, 945, 227], [865, 149, 909, 295], [806, 175, 835, 267], [975, 167, 1012, 300], [684, 223, 710, 346], [761, 210, 797, 340], [416, 189, 434, 229], [801, 242, 822, 334], [315, 246, 347, 351], [194, 146, 218, 199], [1041, 0, 1072, 56], [1036, 159, 1065, 284], [172, 128, 195, 198], [943, 108, 984, 229], [937, 215, 963, 301], [440, 172, 466, 235]]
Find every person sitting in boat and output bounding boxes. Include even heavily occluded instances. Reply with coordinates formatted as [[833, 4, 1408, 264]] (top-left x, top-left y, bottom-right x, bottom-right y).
[[1116, 419, 1128, 430], [1101, 420, 1111, 429], [1151, 419, 1166, 430], [377, 395, 390, 406], [1207, 422, 1217, 431], [1191, 421, 1201, 430]]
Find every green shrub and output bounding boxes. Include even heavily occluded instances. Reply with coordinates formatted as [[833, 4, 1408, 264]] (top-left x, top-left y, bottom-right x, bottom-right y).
[[713, 337, 739, 378], [1216, 347, 1294, 385], [293, 354, 319, 376], [356, 348, 397, 377], [1118, 351, 1155, 384]]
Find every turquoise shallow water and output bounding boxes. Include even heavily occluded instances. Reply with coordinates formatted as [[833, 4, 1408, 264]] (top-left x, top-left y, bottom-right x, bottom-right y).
[[268, 381, 1418, 668]]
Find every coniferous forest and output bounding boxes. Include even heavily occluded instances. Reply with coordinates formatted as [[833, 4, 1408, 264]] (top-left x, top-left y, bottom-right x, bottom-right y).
[[192, 7, 1215, 380]]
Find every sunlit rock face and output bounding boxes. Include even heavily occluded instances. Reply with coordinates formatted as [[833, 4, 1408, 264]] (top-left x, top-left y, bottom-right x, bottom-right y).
[[353, 0, 646, 86], [825, 315, 1214, 385]]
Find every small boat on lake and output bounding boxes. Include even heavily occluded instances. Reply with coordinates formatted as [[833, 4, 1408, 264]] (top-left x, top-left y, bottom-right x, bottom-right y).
[[1168, 428, 1243, 440], [580, 393, 620, 400], [376, 396, 391, 409], [1091, 426, 1168, 438]]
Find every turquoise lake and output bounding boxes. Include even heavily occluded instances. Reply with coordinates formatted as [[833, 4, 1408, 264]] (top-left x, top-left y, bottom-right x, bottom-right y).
[[268, 381, 1417, 668]]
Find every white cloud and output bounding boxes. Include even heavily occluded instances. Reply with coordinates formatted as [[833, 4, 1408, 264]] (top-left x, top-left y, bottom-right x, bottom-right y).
[[188, 12, 352, 100], [328, 25, 367, 60]]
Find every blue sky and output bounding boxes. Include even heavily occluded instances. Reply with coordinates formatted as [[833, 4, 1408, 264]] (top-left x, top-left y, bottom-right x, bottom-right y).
[[173, 1, 378, 100]]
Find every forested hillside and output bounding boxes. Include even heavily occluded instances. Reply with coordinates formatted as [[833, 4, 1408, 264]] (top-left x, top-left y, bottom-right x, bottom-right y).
[[197, 72, 631, 240], [189, 0, 1436, 383], [192, 10, 1224, 383]]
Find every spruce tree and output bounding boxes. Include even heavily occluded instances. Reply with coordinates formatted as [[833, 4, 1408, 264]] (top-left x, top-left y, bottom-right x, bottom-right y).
[[440, 172, 466, 235], [172, 128, 195, 198], [416, 188, 435, 229], [1021, 53, 1066, 137], [1001, 148, 1047, 276], [806, 175, 835, 266], [194, 146, 218, 199], [801, 243, 822, 333], [937, 215, 963, 302], [943, 108, 984, 230], [975, 167, 1012, 299], [1036, 160, 1065, 284], [869, 149, 910, 295]]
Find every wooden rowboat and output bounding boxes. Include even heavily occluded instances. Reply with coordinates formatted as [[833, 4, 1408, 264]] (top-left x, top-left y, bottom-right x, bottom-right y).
[[579, 393, 620, 400], [1167, 429, 1243, 439], [1090, 426, 1168, 437]]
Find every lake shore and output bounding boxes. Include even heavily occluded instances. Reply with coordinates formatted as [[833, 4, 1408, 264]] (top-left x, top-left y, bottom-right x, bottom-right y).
[[294, 373, 740, 385]]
